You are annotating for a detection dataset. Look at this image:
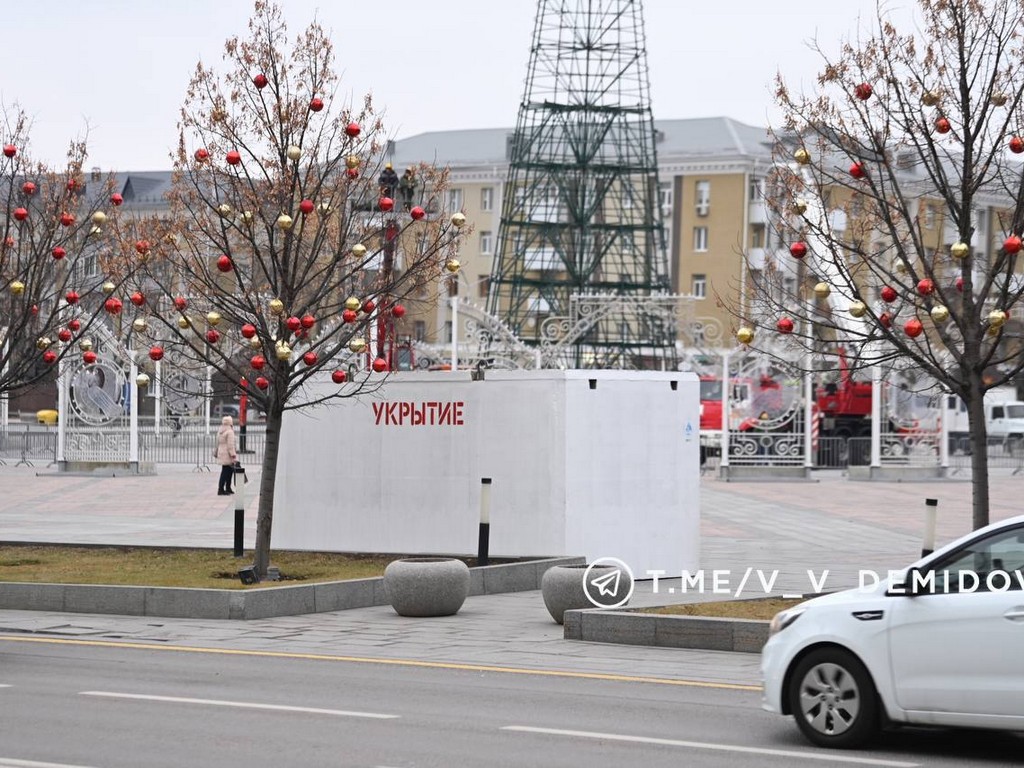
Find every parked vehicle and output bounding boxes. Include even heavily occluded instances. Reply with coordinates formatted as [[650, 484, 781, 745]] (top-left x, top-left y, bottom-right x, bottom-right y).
[[761, 514, 1024, 748], [945, 386, 1024, 453]]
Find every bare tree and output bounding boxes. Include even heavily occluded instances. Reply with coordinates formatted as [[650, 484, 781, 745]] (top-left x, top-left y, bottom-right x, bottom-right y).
[[736, 0, 1024, 530], [0, 109, 134, 399], [135, 1, 463, 578]]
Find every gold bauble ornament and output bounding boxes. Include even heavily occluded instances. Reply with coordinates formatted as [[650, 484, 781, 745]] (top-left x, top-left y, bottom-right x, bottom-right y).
[[269, 298, 285, 316], [991, 92, 1008, 106], [989, 309, 1007, 328], [814, 282, 831, 299], [136, 373, 151, 388], [275, 341, 292, 361], [348, 337, 367, 354], [276, 214, 294, 230], [922, 90, 941, 107], [132, 317, 148, 333], [286, 145, 302, 161], [794, 148, 811, 165], [317, 201, 332, 214], [735, 326, 755, 344], [345, 155, 360, 169], [950, 241, 969, 259], [988, 324, 1001, 337], [445, 258, 461, 274], [91, 211, 107, 226], [792, 199, 808, 215], [177, 316, 190, 329], [9, 280, 25, 296], [36, 337, 52, 351], [351, 243, 367, 258], [79, 338, 93, 352], [849, 301, 867, 318], [249, 336, 262, 349], [345, 296, 361, 312], [217, 203, 233, 218], [89, 226, 102, 236], [206, 311, 222, 326], [450, 212, 466, 228], [930, 304, 950, 323], [102, 281, 116, 294], [894, 260, 908, 274], [241, 210, 254, 223]]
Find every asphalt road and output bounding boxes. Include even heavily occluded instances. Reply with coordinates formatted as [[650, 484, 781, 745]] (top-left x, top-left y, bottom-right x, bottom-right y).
[[0, 638, 1020, 768]]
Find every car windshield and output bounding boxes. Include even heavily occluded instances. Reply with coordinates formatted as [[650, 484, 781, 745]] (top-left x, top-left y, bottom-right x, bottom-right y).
[[700, 380, 722, 400]]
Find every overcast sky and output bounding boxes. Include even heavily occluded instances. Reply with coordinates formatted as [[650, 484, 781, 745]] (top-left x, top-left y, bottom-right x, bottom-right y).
[[3, 0, 894, 170]]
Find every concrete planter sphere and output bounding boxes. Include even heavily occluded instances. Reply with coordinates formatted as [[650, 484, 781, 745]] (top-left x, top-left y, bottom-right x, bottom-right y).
[[383, 557, 471, 617], [541, 563, 624, 624]]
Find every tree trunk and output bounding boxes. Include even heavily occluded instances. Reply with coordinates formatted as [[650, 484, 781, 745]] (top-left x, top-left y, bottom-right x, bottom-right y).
[[253, 401, 284, 578], [965, 371, 991, 531]]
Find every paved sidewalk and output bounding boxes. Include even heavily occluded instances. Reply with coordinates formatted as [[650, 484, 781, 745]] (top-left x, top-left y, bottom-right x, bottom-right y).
[[1, 464, 1021, 686]]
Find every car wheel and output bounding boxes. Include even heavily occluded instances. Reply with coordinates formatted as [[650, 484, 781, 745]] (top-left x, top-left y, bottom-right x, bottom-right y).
[[787, 648, 878, 749]]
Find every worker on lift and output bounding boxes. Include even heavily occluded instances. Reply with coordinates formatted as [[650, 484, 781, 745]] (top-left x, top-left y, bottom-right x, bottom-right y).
[[378, 162, 399, 198], [399, 166, 418, 210]]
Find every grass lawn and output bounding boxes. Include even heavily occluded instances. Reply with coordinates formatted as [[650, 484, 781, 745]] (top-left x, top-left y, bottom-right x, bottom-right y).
[[0, 546, 398, 590], [640, 597, 805, 621]]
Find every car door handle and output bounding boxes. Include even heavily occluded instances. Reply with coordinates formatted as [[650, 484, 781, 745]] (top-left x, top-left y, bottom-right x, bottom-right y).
[[1004, 608, 1024, 621]]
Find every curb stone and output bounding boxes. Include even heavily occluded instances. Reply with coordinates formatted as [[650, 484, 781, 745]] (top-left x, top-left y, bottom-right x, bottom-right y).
[[563, 608, 769, 653]]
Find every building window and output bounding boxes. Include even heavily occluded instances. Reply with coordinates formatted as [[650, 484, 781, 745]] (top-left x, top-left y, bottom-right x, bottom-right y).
[[692, 274, 707, 299], [481, 187, 493, 211], [749, 177, 762, 201], [480, 230, 493, 254], [751, 224, 765, 249], [413, 321, 426, 342], [448, 188, 463, 211], [477, 276, 490, 298], [695, 180, 710, 216], [923, 203, 935, 229], [444, 321, 453, 343], [623, 184, 634, 209], [659, 183, 673, 212], [693, 226, 708, 252]]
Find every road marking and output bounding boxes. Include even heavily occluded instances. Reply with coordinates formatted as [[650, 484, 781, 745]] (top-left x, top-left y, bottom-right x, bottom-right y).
[[0, 759, 102, 768], [0, 684, 11, 688], [0, 636, 760, 692], [500, 726, 920, 767], [78, 691, 397, 719]]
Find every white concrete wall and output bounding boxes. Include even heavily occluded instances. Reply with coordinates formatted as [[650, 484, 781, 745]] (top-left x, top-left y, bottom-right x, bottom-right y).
[[274, 369, 699, 575]]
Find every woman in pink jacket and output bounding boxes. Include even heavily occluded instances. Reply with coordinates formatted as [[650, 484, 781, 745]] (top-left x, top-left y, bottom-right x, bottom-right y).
[[215, 416, 238, 495]]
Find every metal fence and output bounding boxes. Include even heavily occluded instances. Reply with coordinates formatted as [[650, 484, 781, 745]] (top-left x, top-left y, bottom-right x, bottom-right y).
[[0, 426, 57, 467]]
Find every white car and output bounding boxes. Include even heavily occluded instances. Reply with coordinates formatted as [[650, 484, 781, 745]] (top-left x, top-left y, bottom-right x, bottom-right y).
[[762, 514, 1024, 748]]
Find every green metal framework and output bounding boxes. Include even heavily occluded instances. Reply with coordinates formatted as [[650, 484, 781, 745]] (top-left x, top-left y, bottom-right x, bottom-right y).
[[487, 0, 675, 369]]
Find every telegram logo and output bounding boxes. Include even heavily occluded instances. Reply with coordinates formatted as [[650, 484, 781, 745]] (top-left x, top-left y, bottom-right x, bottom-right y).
[[583, 557, 635, 609]]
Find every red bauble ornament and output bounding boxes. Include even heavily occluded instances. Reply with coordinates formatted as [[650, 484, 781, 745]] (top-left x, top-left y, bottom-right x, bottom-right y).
[[217, 254, 233, 272], [294, 329, 308, 340], [879, 312, 892, 329], [1010, 136, 1024, 154], [205, 329, 221, 344], [917, 278, 935, 295], [67, 179, 79, 191], [173, 296, 188, 311], [3, 236, 13, 248], [345, 122, 361, 137], [110, 192, 124, 206], [130, 291, 145, 306], [955, 276, 964, 292], [904, 318, 924, 338], [880, 285, 898, 303], [65, 290, 79, 305], [303, 352, 318, 366], [68, 318, 81, 332], [410, 206, 425, 220], [300, 314, 316, 329], [30, 304, 38, 315], [241, 323, 257, 339], [309, 97, 324, 112], [331, 369, 347, 384], [13, 207, 28, 221], [285, 316, 302, 332], [849, 161, 867, 179], [52, 246, 66, 260], [43, 350, 57, 365], [3, 144, 16, 158], [854, 82, 873, 100], [935, 117, 951, 134], [299, 199, 314, 215], [789, 241, 808, 259], [391, 304, 406, 318], [148, 346, 164, 362], [372, 357, 388, 373], [1004, 234, 1022, 254], [250, 354, 266, 370], [776, 317, 794, 334], [135, 239, 150, 255], [104, 297, 123, 315], [58, 329, 72, 342], [342, 308, 358, 323], [378, 197, 394, 212], [83, 350, 97, 365], [226, 150, 242, 166], [194, 148, 210, 162], [346, 168, 359, 179], [255, 376, 270, 390], [21, 181, 36, 195], [253, 73, 268, 89], [361, 300, 375, 314], [60, 212, 75, 227]]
